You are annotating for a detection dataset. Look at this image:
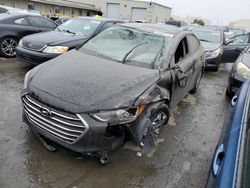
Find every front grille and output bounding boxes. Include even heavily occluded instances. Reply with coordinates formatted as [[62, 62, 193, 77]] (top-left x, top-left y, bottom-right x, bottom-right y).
[[22, 40, 46, 51], [17, 53, 43, 65], [22, 94, 89, 144]]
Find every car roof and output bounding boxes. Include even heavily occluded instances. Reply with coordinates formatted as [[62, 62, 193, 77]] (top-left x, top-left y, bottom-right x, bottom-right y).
[[76, 16, 122, 23], [192, 28, 222, 34], [118, 23, 183, 37]]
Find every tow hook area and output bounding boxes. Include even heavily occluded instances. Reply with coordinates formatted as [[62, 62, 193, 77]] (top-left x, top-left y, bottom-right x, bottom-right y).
[[97, 152, 110, 165], [36, 134, 57, 152]]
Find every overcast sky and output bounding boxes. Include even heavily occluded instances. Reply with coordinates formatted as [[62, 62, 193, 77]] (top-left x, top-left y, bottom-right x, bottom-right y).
[[151, 0, 250, 25]]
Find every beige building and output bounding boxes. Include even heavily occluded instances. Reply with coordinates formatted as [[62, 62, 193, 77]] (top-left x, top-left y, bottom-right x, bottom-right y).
[[0, 0, 99, 17], [173, 15, 211, 25], [0, 0, 171, 22], [92, 0, 172, 23], [229, 19, 250, 32]]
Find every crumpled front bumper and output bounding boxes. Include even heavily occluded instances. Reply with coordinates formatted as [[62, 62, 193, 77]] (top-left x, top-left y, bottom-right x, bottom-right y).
[[21, 94, 125, 154]]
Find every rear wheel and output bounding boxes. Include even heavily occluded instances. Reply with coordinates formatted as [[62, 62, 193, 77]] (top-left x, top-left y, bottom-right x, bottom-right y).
[[0, 37, 18, 58]]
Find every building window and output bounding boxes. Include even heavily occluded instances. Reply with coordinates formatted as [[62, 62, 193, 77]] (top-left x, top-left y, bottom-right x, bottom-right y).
[[70, 8, 74, 16], [0, 0, 4, 5], [28, 3, 34, 10], [55, 6, 60, 14], [87, 11, 90, 16]]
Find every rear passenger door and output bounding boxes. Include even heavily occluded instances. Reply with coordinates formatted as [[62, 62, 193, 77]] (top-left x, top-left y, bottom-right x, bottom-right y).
[[9, 16, 38, 39], [27, 16, 57, 32], [170, 36, 195, 107], [187, 34, 204, 83]]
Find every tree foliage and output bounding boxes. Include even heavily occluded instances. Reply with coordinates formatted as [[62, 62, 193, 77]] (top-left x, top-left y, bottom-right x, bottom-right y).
[[193, 19, 205, 26]]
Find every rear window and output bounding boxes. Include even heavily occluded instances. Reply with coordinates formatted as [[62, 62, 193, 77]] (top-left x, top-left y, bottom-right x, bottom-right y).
[[0, 7, 7, 14]]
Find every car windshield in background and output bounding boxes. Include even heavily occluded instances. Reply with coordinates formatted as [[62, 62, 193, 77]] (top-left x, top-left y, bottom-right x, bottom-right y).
[[57, 19, 101, 36], [193, 30, 221, 43], [80, 27, 172, 69]]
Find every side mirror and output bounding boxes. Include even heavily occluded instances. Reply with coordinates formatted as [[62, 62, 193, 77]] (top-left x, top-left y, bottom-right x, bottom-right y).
[[235, 47, 244, 53], [224, 39, 233, 45]]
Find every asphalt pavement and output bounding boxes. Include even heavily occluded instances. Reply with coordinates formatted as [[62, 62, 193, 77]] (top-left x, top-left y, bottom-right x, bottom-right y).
[[0, 58, 232, 188]]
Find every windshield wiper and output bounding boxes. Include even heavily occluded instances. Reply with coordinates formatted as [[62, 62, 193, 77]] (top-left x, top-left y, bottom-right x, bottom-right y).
[[122, 42, 148, 64], [95, 51, 121, 62], [62, 29, 76, 35]]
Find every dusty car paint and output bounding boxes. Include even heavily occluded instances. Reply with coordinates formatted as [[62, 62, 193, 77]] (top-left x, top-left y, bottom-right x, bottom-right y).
[[22, 24, 205, 162]]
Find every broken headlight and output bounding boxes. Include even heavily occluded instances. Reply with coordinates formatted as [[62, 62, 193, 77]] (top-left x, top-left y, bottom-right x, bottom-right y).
[[91, 106, 145, 124], [206, 48, 221, 58]]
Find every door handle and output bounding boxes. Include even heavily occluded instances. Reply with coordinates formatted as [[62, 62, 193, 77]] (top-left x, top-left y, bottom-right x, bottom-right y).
[[231, 95, 238, 107], [177, 70, 187, 88], [212, 144, 224, 177]]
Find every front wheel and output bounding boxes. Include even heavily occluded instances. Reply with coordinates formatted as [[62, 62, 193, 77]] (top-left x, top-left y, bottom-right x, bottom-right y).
[[190, 70, 202, 94], [0, 37, 18, 58], [149, 104, 170, 138]]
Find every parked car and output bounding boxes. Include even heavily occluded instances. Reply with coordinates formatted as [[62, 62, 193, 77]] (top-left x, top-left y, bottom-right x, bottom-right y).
[[165, 20, 188, 27], [226, 46, 250, 97], [21, 23, 205, 163], [192, 28, 224, 71], [0, 12, 57, 57], [16, 17, 123, 65], [221, 32, 250, 63], [206, 80, 250, 188]]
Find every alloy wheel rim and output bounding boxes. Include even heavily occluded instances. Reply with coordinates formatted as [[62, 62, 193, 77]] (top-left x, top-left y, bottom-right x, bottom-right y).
[[1, 39, 17, 57], [151, 111, 168, 136]]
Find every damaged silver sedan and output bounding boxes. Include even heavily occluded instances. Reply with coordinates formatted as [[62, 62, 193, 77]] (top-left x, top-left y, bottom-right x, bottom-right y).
[[21, 23, 205, 163]]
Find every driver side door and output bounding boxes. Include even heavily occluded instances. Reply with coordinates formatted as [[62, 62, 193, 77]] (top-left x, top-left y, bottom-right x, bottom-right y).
[[221, 33, 250, 63]]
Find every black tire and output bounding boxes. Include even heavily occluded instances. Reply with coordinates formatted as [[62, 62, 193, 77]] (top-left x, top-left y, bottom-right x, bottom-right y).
[[149, 103, 170, 137], [0, 37, 18, 58], [190, 70, 202, 94]]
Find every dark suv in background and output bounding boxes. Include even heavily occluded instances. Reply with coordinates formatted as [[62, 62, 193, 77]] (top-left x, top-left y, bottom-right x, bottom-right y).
[[0, 12, 57, 57]]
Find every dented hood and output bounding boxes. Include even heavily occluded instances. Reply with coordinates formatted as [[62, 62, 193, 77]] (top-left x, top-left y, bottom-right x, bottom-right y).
[[28, 50, 160, 113]]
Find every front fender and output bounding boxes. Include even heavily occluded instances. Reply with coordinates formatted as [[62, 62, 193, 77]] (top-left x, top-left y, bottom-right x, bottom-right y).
[[129, 101, 164, 154]]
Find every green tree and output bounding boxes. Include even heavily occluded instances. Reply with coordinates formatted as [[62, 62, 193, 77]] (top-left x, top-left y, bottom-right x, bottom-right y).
[[193, 19, 205, 26]]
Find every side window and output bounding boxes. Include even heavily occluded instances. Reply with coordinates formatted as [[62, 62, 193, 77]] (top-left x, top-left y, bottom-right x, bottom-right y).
[[98, 22, 115, 33], [187, 35, 200, 55], [14, 18, 28, 25], [174, 37, 189, 64], [28, 16, 56, 28], [231, 34, 249, 45]]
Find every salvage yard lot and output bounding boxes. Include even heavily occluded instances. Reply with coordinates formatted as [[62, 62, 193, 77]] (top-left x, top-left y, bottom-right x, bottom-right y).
[[0, 58, 231, 188]]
